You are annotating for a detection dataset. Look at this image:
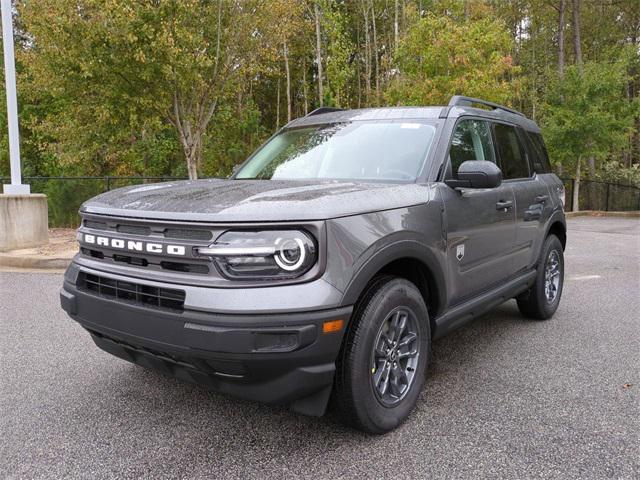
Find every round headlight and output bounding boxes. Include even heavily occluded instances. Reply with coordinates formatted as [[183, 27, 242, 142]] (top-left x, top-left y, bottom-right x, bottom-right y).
[[275, 237, 306, 271], [197, 230, 317, 280]]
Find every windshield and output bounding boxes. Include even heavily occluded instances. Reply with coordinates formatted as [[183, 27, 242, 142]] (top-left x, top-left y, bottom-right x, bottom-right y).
[[235, 121, 437, 182]]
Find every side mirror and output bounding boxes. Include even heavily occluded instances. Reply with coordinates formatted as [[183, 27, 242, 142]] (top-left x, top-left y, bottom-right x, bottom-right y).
[[445, 160, 502, 189]]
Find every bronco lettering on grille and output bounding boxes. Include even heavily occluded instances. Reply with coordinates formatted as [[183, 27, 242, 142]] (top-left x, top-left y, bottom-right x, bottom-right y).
[[83, 234, 186, 256]]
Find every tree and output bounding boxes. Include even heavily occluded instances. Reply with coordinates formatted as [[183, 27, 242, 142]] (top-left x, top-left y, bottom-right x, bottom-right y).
[[558, 0, 566, 78], [322, 2, 355, 106], [542, 61, 638, 211], [3, 0, 639, 206], [386, 13, 519, 106], [21, 0, 271, 180], [313, 1, 324, 107]]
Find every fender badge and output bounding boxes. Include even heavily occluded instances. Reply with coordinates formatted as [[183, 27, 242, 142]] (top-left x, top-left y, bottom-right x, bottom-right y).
[[456, 244, 465, 261]]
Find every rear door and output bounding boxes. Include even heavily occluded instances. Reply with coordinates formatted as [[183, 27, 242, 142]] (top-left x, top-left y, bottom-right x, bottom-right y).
[[492, 123, 550, 272], [440, 118, 517, 306]]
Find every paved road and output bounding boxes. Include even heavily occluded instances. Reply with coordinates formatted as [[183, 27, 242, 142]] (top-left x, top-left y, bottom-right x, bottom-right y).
[[1, 217, 638, 479]]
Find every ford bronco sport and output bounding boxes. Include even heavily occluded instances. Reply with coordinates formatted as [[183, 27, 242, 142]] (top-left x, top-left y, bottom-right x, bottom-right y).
[[60, 96, 566, 434]]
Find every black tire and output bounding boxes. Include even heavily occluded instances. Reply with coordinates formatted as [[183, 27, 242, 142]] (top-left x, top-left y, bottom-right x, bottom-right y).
[[333, 276, 430, 434], [517, 234, 564, 320]]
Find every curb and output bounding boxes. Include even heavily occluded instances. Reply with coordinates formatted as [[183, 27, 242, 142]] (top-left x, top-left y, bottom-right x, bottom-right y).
[[0, 253, 73, 270], [565, 210, 640, 218]]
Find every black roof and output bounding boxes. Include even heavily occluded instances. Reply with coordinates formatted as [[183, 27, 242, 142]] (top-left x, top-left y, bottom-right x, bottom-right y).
[[287, 96, 540, 133]]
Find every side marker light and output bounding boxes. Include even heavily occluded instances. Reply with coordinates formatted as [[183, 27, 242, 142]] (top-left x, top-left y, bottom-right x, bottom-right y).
[[322, 319, 344, 334]]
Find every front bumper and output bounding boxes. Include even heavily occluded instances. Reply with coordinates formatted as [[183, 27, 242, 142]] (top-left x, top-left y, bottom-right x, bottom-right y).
[[60, 265, 352, 416]]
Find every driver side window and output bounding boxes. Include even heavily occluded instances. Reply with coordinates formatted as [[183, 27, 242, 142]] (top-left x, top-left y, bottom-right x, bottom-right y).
[[449, 119, 495, 178]]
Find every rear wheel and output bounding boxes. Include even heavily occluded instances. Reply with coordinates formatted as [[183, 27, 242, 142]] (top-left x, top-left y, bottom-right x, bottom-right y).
[[334, 276, 430, 434], [517, 234, 564, 320]]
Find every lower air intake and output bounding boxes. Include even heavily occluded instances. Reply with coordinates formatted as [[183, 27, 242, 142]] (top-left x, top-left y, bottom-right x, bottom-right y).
[[78, 272, 185, 312]]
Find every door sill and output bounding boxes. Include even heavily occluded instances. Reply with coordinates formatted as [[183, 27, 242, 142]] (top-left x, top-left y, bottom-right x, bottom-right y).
[[433, 269, 536, 340]]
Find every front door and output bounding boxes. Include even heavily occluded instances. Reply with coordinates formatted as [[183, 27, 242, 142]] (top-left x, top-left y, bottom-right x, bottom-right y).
[[492, 124, 550, 272], [440, 118, 517, 306]]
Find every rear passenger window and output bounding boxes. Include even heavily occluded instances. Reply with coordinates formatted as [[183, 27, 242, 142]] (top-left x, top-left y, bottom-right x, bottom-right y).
[[492, 123, 530, 179], [526, 131, 552, 174], [448, 119, 495, 178]]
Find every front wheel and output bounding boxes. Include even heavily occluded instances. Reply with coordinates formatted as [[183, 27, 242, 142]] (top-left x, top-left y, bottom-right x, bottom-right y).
[[517, 234, 564, 320], [333, 276, 430, 434]]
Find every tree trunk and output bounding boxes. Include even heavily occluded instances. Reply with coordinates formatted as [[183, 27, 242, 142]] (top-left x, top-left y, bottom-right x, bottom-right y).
[[363, 1, 371, 102], [186, 153, 198, 180], [173, 97, 204, 181], [394, 0, 399, 52], [284, 41, 291, 122], [356, 23, 362, 108], [587, 155, 597, 209], [572, 158, 581, 212], [276, 77, 281, 129], [302, 57, 309, 115], [314, 2, 324, 106], [572, 0, 582, 72], [371, 0, 380, 103], [464, 0, 470, 20], [558, 0, 565, 78]]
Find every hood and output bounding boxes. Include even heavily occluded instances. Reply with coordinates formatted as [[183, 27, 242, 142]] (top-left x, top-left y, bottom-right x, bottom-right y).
[[81, 179, 433, 222]]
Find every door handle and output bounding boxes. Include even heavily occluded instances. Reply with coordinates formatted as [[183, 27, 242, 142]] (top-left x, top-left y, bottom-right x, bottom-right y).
[[496, 200, 513, 210], [535, 195, 549, 203]]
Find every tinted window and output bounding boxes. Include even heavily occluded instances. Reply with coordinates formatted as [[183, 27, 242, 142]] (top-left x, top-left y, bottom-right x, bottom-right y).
[[449, 119, 495, 178], [492, 123, 530, 179], [236, 121, 436, 182], [526, 131, 551, 174]]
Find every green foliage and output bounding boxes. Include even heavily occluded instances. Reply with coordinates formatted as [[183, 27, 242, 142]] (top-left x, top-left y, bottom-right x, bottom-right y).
[[321, 2, 355, 107], [0, 0, 637, 208], [386, 13, 518, 106], [201, 101, 266, 178], [541, 60, 639, 169], [19, 0, 269, 179], [597, 162, 640, 187], [42, 178, 105, 227]]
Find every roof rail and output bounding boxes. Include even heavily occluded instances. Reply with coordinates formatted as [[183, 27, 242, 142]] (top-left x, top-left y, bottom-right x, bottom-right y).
[[443, 95, 524, 117], [306, 107, 345, 116]]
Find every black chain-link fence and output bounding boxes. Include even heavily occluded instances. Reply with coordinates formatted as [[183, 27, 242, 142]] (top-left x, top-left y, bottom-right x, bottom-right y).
[[561, 178, 640, 212], [2, 176, 639, 227]]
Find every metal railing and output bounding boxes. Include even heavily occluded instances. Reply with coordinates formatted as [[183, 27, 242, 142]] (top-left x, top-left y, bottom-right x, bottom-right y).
[[560, 178, 640, 212], [2, 175, 639, 227]]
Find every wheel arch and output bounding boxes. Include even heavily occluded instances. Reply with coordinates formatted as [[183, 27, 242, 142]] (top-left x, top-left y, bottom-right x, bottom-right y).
[[341, 241, 446, 335], [546, 213, 567, 250]]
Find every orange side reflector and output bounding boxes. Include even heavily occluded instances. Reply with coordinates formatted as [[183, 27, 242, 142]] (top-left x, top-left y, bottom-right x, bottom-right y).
[[322, 319, 344, 334]]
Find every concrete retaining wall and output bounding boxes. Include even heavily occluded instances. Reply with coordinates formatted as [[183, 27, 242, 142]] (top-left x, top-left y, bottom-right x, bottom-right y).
[[0, 194, 49, 251]]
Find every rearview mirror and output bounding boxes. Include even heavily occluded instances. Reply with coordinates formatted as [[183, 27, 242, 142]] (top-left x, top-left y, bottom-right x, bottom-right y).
[[445, 160, 502, 189]]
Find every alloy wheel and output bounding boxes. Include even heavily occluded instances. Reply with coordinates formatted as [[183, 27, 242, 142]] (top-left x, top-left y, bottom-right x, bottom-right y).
[[370, 307, 420, 407], [544, 249, 561, 304]]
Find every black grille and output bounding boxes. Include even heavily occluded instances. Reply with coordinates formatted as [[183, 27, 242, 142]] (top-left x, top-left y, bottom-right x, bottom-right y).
[[80, 248, 209, 274], [83, 218, 212, 241], [117, 224, 151, 236], [164, 228, 212, 241], [81, 247, 104, 259], [79, 273, 185, 311], [84, 220, 108, 230], [160, 261, 209, 274]]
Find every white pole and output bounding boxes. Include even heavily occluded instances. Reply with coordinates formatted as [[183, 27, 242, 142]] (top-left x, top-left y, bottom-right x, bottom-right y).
[[1, 0, 29, 195]]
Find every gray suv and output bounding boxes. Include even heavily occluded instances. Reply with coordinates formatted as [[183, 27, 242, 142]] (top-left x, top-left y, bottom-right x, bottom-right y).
[[60, 96, 566, 434]]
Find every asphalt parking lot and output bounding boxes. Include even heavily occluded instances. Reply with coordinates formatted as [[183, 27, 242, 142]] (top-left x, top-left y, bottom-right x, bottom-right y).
[[1, 216, 638, 479]]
